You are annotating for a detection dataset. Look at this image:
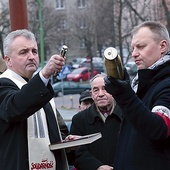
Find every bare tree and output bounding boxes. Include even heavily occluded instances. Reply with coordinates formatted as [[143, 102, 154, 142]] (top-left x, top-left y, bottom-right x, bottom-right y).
[[94, 0, 117, 57], [28, 0, 67, 61], [0, 2, 10, 56], [118, 0, 153, 63], [68, 1, 99, 75], [1, 0, 170, 66], [161, 0, 170, 32]]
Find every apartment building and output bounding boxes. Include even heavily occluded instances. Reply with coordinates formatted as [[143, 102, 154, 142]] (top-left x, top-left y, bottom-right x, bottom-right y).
[[43, 0, 98, 61], [1, 0, 170, 63]]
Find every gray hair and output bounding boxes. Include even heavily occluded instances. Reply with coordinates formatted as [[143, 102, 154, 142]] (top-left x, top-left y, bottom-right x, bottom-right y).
[[3, 29, 37, 57], [89, 72, 107, 86], [132, 21, 170, 52]]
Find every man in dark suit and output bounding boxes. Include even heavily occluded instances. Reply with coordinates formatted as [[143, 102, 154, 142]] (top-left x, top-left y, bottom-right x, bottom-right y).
[[70, 73, 122, 170], [0, 29, 69, 170]]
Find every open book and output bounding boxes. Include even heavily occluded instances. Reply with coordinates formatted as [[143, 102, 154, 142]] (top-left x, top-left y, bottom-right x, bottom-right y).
[[49, 132, 102, 150]]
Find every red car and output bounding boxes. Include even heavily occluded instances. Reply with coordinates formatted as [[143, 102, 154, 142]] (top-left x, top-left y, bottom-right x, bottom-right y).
[[66, 67, 98, 82]]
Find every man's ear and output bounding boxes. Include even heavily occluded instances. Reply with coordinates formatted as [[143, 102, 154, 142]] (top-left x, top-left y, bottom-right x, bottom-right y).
[[4, 56, 12, 67], [160, 40, 168, 54], [90, 90, 94, 100]]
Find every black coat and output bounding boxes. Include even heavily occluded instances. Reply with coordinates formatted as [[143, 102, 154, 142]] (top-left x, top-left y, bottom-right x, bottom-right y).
[[114, 61, 170, 170], [70, 103, 122, 170], [0, 73, 68, 170]]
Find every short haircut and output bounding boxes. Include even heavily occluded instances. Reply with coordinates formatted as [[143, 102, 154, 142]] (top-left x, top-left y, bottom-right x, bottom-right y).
[[3, 29, 37, 57], [89, 73, 107, 86], [132, 21, 170, 51]]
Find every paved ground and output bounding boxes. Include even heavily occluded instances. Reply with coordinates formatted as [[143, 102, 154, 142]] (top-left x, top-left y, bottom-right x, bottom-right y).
[[54, 94, 80, 122], [54, 94, 80, 110], [58, 107, 78, 122]]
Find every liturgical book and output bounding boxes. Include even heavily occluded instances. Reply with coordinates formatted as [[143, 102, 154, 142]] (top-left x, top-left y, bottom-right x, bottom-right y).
[[49, 132, 102, 150]]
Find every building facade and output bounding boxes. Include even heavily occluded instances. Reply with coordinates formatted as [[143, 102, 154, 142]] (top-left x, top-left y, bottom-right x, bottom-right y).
[[1, 0, 170, 63]]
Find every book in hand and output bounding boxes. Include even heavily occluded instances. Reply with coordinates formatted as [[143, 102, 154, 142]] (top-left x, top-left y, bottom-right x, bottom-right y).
[[49, 132, 102, 150]]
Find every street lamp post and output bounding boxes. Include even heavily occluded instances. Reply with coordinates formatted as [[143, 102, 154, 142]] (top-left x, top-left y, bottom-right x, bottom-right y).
[[36, 0, 45, 68]]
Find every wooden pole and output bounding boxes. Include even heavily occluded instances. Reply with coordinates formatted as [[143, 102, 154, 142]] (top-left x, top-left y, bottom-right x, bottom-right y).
[[9, 0, 28, 30]]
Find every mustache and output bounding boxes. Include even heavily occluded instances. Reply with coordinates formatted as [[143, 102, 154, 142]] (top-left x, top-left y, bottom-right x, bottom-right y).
[[27, 61, 37, 65], [26, 62, 38, 68], [97, 98, 107, 101]]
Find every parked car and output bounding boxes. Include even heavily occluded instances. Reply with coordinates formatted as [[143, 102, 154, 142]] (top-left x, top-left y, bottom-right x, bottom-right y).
[[125, 61, 137, 76], [66, 67, 98, 82], [80, 62, 104, 73], [79, 57, 104, 73], [72, 58, 86, 69], [52, 81, 91, 97]]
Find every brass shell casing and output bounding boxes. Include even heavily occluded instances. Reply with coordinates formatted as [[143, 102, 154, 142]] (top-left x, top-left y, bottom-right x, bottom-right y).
[[104, 47, 124, 79]]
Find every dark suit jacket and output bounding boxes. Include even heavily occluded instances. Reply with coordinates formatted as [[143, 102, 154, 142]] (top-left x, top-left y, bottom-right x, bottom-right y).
[[0, 73, 68, 170]]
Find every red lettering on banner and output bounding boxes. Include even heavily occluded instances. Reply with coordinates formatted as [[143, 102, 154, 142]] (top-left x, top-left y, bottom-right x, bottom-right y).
[[31, 159, 54, 169]]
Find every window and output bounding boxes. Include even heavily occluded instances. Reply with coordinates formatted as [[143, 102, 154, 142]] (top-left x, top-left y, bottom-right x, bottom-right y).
[[36, 10, 39, 20], [58, 19, 67, 29], [36, 10, 44, 21], [78, 0, 85, 8], [79, 18, 86, 29], [69, 82, 78, 88], [80, 39, 86, 48], [56, 0, 64, 9]]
